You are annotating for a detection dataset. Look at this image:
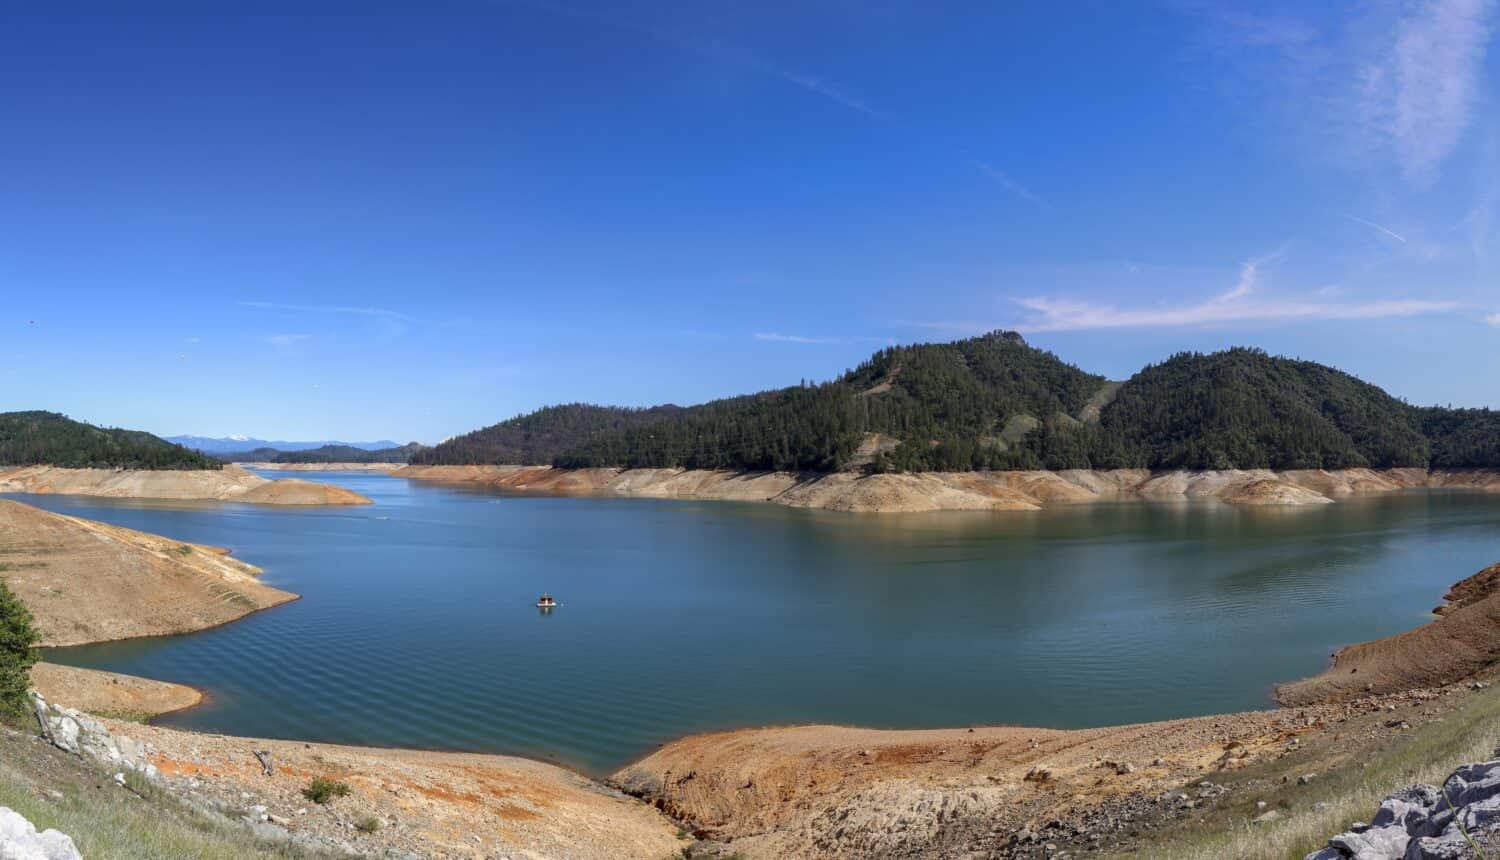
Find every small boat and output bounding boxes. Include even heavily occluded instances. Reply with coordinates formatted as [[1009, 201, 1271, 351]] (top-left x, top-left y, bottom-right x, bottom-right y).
[[536, 593, 558, 609]]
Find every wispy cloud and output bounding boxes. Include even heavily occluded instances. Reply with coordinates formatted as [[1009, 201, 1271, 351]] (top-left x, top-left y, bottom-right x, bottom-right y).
[[754, 332, 841, 344], [511, 0, 885, 119], [1486, 312, 1500, 326], [1376, 0, 1495, 184], [265, 333, 311, 350], [1013, 294, 1456, 332], [973, 161, 1043, 206], [238, 301, 416, 322], [1185, 0, 1495, 185], [1009, 249, 1457, 332], [1343, 214, 1408, 243]]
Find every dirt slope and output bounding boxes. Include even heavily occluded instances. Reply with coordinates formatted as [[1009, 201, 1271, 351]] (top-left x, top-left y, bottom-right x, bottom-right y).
[[29, 663, 201, 718], [611, 690, 1472, 860], [1275, 561, 1500, 706], [112, 720, 684, 860], [0, 465, 370, 505], [0, 499, 297, 646]]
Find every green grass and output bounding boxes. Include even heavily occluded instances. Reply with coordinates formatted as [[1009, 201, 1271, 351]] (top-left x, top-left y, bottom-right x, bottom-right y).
[[1129, 685, 1500, 860], [0, 734, 333, 859]]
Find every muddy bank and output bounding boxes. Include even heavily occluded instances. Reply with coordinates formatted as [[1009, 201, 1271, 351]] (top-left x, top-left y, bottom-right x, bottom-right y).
[[236, 461, 404, 473], [393, 464, 1500, 512], [1275, 562, 1500, 706], [0, 499, 297, 646], [0, 464, 372, 505]]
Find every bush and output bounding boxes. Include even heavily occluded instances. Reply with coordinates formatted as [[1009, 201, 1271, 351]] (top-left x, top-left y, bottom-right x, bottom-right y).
[[0, 581, 39, 723], [301, 777, 350, 805], [354, 817, 381, 834]]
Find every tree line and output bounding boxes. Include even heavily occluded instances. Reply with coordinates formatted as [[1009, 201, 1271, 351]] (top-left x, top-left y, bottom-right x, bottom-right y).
[[0, 411, 219, 470], [409, 336, 1500, 475]]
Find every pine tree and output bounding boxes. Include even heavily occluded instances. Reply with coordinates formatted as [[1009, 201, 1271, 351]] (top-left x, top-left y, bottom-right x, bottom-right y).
[[0, 581, 39, 723]]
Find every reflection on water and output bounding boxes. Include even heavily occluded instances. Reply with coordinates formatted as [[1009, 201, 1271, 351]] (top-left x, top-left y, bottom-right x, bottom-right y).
[[21, 475, 1500, 774]]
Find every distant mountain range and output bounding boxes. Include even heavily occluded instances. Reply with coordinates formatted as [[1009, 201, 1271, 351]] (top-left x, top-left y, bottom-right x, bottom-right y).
[[168, 436, 402, 454], [224, 443, 425, 464], [412, 331, 1500, 473]]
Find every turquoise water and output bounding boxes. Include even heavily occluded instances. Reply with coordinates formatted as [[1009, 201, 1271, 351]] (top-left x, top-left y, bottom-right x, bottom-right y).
[[20, 472, 1500, 774]]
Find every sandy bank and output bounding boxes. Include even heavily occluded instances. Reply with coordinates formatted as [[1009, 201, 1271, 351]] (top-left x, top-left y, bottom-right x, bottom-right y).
[[0, 464, 372, 505], [30, 663, 201, 719], [0, 499, 297, 646], [392, 464, 1500, 512], [236, 461, 404, 473], [1275, 561, 1500, 706]]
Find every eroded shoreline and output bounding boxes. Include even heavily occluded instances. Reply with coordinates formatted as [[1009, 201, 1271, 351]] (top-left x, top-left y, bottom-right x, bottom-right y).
[[392, 464, 1500, 512], [0, 464, 372, 505], [16, 493, 1500, 858]]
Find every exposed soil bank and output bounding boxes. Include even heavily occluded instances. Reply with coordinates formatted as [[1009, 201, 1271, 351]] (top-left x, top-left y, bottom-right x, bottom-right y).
[[112, 720, 685, 859], [611, 686, 1486, 859], [393, 464, 1500, 512], [0, 499, 297, 646], [29, 663, 200, 719], [0, 465, 371, 505], [235, 462, 404, 473], [1275, 562, 1500, 706]]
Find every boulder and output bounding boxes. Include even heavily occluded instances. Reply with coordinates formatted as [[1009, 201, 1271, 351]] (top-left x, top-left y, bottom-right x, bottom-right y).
[[1329, 824, 1412, 859], [0, 807, 81, 860]]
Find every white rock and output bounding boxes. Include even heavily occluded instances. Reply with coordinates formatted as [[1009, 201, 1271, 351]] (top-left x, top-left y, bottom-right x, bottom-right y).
[[0, 807, 82, 860]]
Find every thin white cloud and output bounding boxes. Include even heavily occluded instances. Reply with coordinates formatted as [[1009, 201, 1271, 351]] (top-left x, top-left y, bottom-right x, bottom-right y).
[[1343, 214, 1408, 243], [973, 161, 1043, 205], [266, 334, 311, 347], [997, 249, 1458, 332], [754, 332, 841, 344], [511, 0, 885, 119], [238, 301, 416, 322], [1013, 294, 1456, 332], [1486, 312, 1500, 326]]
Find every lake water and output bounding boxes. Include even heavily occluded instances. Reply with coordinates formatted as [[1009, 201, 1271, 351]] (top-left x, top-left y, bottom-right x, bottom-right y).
[[20, 472, 1500, 774]]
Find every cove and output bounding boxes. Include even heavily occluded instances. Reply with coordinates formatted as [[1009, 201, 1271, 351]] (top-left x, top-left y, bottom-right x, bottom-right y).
[[27, 470, 1500, 775]]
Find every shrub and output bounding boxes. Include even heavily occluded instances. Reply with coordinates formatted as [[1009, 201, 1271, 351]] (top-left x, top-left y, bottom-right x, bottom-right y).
[[0, 581, 39, 723], [301, 777, 350, 804], [354, 817, 381, 834]]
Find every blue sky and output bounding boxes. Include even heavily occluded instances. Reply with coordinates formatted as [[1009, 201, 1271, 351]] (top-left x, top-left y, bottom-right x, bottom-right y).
[[2, 1, 1497, 442]]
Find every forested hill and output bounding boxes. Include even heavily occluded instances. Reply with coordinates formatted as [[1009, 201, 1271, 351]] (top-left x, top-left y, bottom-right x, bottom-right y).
[[414, 331, 1106, 471], [0, 411, 221, 470], [416, 334, 1500, 474]]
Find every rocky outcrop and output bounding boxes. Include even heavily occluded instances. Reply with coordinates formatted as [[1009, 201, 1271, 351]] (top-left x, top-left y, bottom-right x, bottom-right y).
[[0, 807, 81, 860], [0, 499, 297, 646], [32, 693, 159, 780], [394, 465, 1500, 512], [1304, 757, 1500, 859], [0, 464, 370, 505]]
